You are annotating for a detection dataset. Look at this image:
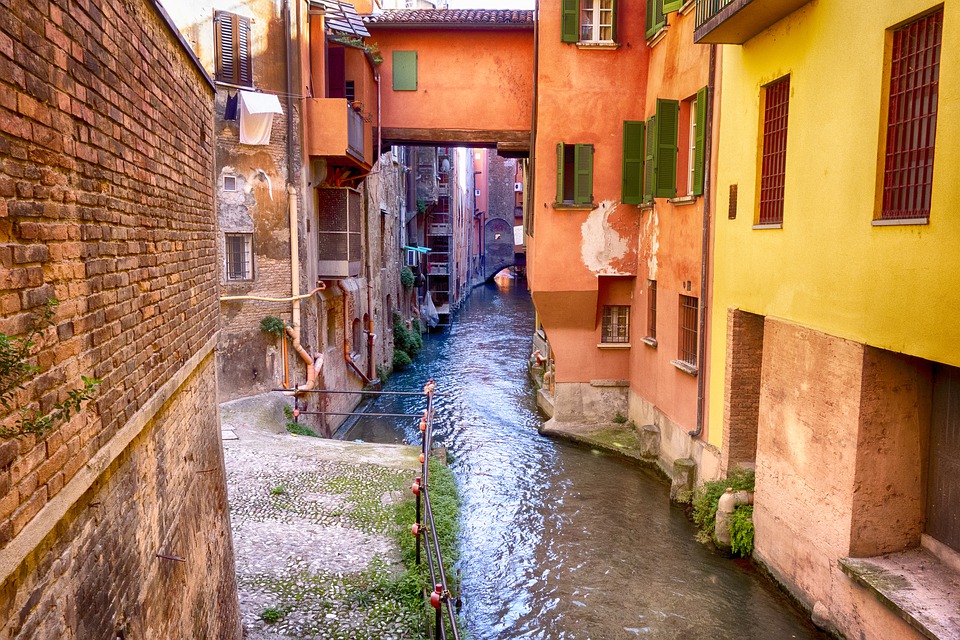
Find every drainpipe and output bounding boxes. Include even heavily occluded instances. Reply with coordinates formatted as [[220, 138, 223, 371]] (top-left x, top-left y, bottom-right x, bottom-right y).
[[690, 43, 718, 439]]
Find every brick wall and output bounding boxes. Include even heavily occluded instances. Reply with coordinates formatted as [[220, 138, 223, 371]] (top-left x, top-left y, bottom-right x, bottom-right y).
[[721, 308, 764, 472], [0, 0, 240, 636]]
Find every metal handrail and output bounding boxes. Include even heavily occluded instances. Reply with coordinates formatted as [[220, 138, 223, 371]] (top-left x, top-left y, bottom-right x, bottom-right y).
[[413, 380, 461, 640]]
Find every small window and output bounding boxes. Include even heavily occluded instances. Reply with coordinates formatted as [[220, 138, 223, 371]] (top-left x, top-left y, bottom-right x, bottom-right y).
[[556, 143, 594, 206], [759, 76, 790, 225], [352, 318, 362, 357], [345, 80, 356, 103], [678, 295, 699, 367], [223, 175, 237, 192], [561, 0, 617, 44], [580, 0, 614, 42], [225, 233, 253, 281], [880, 9, 942, 222], [215, 11, 253, 87], [602, 305, 630, 344], [647, 280, 657, 340]]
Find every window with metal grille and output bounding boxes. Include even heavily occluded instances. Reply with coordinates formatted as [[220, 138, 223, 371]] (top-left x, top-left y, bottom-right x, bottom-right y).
[[678, 295, 699, 366], [758, 76, 790, 225], [225, 234, 252, 280], [215, 11, 252, 87], [881, 9, 942, 221], [601, 305, 630, 344], [647, 280, 657, 340]]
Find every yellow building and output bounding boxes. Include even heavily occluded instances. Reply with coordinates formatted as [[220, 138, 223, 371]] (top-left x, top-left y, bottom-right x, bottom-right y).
[[701, 0, 960, 638]]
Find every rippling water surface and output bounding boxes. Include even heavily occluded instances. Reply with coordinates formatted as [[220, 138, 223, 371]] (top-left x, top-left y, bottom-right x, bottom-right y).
[[346, 279, 824, 640]]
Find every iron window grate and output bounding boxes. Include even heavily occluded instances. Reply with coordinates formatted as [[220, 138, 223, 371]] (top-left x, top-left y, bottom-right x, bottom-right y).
[[759, 76, 790, 225], [602, 305, 630, 344], [881, 9, 942, 221], [679, 295, 699, 366], [647, 280, 657, 340], [226, 233, 252, 280]]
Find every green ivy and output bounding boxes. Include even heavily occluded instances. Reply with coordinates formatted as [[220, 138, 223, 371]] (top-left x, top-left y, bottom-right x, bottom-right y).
[[400, 267, 415, 289], [691, 467, 755, 544], [392, 350, 412, 370], [0, 299, 100, 439], [730, 505, 755, 557]]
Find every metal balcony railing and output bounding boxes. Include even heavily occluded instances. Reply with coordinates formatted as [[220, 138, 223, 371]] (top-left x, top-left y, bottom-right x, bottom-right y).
[[695, 0, 736, 29], [694, 0, 813, 44]]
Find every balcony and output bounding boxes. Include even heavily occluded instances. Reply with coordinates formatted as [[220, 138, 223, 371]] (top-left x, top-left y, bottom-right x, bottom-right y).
[[304, 98, 371, 167], [694, 0, 813, 44]]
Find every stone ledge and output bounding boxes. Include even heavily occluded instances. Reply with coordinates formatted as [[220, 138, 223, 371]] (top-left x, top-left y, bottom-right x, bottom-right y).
[[839, 547, 960, 640]]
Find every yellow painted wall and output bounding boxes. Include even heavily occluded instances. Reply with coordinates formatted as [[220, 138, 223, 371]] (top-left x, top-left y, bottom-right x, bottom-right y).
[[708, 0, 960, 448]]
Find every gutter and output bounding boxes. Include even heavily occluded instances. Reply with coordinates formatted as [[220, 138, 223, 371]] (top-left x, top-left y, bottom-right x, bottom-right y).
[[690, 43, 718, 439]]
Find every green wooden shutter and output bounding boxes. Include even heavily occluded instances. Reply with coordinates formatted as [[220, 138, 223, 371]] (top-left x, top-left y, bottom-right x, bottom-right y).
[[643, 115, 657, 203], [693, 86, 708, 197], [655, 99, 679, 199], [646, 0, 666, 39], [622, 121, 645, 205], [663, 0, 682, 13], [574, 144, 594, 205], [237, 16, 252, 86], [556, 143, 565, 203], [562, 0, 579, 43], [392, 51, 418, 91], [611, 0, 618, 42]]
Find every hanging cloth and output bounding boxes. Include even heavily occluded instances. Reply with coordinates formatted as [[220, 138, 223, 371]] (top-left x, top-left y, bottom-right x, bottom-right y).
[[224, 91, 239, 121], [239, 91, 283, 145]]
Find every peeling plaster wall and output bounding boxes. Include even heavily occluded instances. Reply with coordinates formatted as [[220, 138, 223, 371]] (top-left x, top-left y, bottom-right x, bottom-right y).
[[580, 201, 630, 275]]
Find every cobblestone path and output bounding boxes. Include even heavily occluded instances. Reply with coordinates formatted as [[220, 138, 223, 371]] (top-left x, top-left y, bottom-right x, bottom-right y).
[[221, 395, 422, 640]]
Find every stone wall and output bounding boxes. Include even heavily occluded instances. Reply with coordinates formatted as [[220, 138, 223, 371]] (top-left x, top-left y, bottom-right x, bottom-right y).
[[0, 0, 240, 636]]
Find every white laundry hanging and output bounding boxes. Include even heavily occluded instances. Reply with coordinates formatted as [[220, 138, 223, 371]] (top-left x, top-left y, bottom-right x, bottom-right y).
[[239, 91, 283, 145]]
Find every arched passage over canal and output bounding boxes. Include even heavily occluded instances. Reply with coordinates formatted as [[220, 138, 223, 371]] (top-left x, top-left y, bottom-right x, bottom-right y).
[[345, 280, 825, 640]]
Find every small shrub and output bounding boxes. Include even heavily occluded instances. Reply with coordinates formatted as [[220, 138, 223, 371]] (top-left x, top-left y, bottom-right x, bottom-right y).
[[270, 485, 286, 496], [612, 413, 627, 425], [393, 350, 412, 370], [376, 364, 390, 383], [286, 421, 320, 437], [692, 467, 755, 544], [393, 316, 422, 359], [260, 316, 286, 338], [400, 266, 415, 289], [730, 505, 755, 557]]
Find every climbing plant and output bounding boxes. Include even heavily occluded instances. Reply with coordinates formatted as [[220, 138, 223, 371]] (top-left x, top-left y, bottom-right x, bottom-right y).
[[260, 316, 286, 338], [691, 467, 755, 544], [400, 267, 415, 289], [730, 505, 755, 557], [0, 299, 100, 439]]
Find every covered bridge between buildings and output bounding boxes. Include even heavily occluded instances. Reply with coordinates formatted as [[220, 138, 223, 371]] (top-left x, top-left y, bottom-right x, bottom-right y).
[[364, 9, 535, 156]]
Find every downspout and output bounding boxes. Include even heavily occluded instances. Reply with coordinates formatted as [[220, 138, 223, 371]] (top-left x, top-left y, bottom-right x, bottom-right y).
[[690, 43, 718, 439]]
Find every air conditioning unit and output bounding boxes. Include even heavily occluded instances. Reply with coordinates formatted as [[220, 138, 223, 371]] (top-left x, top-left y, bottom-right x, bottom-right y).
[[514, 182, 523, 192]]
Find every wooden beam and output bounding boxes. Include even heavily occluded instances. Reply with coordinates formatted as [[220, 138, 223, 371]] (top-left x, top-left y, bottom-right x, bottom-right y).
[[379, 127, 530, 151]]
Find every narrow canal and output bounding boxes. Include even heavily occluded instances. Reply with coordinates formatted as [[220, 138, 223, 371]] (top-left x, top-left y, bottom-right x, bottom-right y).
[[346, 278, 825, 640]]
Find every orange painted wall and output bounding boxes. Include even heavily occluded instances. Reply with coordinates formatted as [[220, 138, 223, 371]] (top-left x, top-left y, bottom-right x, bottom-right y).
[[529, 0, 649, 383], [369, 27, 534, 134], [628, 10, 714, 434]]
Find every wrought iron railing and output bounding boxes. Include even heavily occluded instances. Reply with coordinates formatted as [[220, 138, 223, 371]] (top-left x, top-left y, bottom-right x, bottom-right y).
[[695, 0, 737, 29]]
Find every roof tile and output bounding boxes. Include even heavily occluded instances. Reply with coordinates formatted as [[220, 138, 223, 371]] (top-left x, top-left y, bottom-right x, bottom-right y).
[[365, 9, 534, 27]]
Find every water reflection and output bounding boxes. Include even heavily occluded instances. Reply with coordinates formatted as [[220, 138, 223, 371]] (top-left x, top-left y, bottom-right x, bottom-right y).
[[346, 280, 823, 640]]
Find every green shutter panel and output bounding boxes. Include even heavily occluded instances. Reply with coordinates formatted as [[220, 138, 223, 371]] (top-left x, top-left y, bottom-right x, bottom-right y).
[[611, 0, 618, 42], [622, 121, 645, 205], [556, 143, 565, 203], [561, 0, 579, 43], [654, 98, 679, 199], [663, 0, 683, 13], [392, 51, 418, 91], [693, 86, 708, 197], [574, 144, 594, 205], [645, 0, 655, 39], [643, 115, 657, 203]]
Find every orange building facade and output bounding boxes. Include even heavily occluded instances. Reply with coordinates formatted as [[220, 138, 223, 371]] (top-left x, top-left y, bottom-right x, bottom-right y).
[[529, 0, 722, 479]]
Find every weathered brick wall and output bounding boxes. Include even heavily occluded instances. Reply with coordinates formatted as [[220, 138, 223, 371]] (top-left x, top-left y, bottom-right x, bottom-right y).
[[720, 308, 764, 472], [0, 0, 240, 636]]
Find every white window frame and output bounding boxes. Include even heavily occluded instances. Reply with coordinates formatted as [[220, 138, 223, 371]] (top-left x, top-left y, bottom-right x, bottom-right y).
[[225, 233, 253, 281], [580, 0, 614, 43], [688, 99, 697, 196]]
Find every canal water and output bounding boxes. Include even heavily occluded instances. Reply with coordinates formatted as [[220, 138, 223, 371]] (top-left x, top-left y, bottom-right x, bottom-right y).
[[345, 278, 825, 640]]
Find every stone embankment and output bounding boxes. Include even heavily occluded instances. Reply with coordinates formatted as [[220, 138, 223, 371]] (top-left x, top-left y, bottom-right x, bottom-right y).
[[220, 394, 422, 640]]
